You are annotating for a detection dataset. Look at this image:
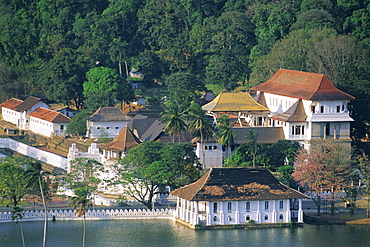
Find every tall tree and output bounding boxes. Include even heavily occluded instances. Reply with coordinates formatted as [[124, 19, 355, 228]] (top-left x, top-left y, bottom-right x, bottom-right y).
[[216, 114, 236, 160], [244, 130, 261, 167], [0, 156, 31, 207], [165, 72, 204, 110], [187, 103, 214, 169], [69, 187, 93, 247], [64, 158, 102, 247], [293, 139, 353, 215], [160, 100, 187, 143], [24, 160, 50, 247]]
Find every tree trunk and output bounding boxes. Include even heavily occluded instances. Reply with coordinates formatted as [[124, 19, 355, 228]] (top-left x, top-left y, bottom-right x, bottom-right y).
[[39, 177, 48, 247], [330, 194, 335, 215], [83, 214, 86, 247], [317, 196, 321, 216], [20, 219, 25, 247]]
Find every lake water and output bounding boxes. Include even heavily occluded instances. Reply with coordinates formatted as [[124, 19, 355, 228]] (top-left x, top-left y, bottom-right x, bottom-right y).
[[1, 219, 370, 247]]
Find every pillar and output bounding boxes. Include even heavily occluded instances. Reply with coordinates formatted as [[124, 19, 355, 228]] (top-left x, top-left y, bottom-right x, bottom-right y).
[[298, 199, 303, 223]]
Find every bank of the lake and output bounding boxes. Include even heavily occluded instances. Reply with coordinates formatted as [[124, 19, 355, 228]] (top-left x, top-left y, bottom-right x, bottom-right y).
[[1, 219, 370, 247]]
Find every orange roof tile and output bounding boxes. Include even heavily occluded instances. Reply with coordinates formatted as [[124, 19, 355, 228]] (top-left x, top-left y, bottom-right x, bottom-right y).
[[250, 69, 355, 101], [0, 98, 23, 110], [28, 107, 71, 123]]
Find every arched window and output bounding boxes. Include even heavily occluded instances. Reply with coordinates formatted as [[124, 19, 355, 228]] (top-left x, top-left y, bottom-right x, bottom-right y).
[[246, 215, 250, 221], [227, 202, 232, 212], [213, 202, 218, 213], [279, 201, 284, 209], [265, 215, 268, 220], [265, 201, 269, 210], [213, 216, 218, 221], [227, 215, 231, 221], [246, 202, 250, 212], [279, 214, 284, 220]]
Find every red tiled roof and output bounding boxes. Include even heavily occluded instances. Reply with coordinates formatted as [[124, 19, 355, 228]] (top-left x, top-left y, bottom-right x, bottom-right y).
[[28, 107, 71, 123], [0, 98, 23, 110], [250, 69, 355, 101], [171, 167, 308, 201]]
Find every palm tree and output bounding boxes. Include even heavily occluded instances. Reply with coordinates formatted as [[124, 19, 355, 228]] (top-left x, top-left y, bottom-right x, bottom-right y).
[[24, 160, 50, 247], [187, 103, 214, 169], [11, 206, 25, 247], [70, 186, 93, 247], [216, 115, 237, 161], [245, 130, 261, 167], [160, 100, 187, 143]]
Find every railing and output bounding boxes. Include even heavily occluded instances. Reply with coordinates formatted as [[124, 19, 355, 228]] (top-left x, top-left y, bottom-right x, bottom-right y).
[[0, 208, 174, 222]]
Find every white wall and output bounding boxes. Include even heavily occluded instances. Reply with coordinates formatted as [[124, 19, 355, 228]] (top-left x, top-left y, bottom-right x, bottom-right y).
[[1, 108, 21, 126], [87, 121, 130, 139], [0, 137, 68, 169]]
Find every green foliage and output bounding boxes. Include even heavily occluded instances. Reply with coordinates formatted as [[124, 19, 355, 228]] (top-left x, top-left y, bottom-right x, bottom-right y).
[[216, 115, 236, 159], [66, 110, 91, 136], [160, 100, 188, 143], [113, 141, 201, 209], [165, 72, 204, 109], [0, 156, 37, 207]]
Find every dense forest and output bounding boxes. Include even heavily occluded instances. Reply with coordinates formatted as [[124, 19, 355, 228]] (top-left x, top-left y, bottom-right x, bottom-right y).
[[0, 0, 369, 138]]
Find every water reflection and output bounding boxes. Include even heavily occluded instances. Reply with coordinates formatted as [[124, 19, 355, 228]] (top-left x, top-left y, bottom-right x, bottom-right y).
[[1, 220, 369, 247]]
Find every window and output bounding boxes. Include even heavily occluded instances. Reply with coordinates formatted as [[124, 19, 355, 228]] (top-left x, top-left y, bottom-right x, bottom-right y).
[[264, 215, 268, 220], [320, 106, 324, 113], [106, 127, 110, 129], [291, 125, 304, 135], [227, 202, 232, 212], [246, 202, 250, 212], [227, 216, 231, 221], [246, 215, 250, 221], [213, 146, 217, 150], [213, 202, 218, 213], [336, 106, 341, 113], [213, 216, 218, 221], [97, 127, 100, 129], [279, 201, 284, 209], [311, 105, 316, 113], [60, 125, 64, 130], [279, 214, 283, 220], [115, 127, 119, 129], [325, 123, 330, 136], [265, 201, 269, 210]]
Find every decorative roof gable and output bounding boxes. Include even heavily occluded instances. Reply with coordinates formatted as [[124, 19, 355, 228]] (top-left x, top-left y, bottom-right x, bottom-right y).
[[202, 91, 270, 112], [100, 125, 142, 151], [171, 167, 308, 201], [28, 107, 71, 123], [272, 99, 307, 122], [89, 107, 132, 122], [0, 98, 23, 110], [250, 69, 355, 101]]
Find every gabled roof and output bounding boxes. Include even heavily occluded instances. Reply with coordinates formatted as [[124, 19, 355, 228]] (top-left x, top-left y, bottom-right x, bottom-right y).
[[15, 96, 42, 112], [254, 92, 268, 109], [100, 125, 142, 151], [202, 91, 270, 112], [0, 98, 23, 110], [272, 99, 307, 122], [28, 107, 71, 123], [250, 69, 355, 101], [89, 107, 132, 122], [171, 167, 308, 201]]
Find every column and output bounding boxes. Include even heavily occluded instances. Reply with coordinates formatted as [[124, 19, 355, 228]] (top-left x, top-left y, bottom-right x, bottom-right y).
[[272, 200, 276, 223], [286, 199, 291, 222], [256, 201, 260, 223], [298, 199, 303, 223], [219, 201, 224, 224], [235, 201, 239, 224], [194, 201, 199, 225]]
